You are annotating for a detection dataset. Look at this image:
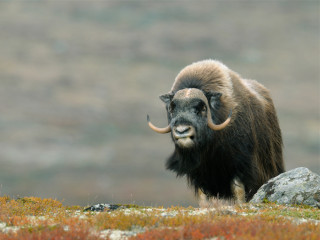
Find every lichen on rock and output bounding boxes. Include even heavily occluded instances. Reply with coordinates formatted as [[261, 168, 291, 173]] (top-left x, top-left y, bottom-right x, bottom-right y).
[[250, 167, 320, 208]]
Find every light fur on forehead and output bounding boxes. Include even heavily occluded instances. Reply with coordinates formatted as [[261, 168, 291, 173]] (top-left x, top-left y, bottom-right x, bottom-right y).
[[173, 88, 209, 104]]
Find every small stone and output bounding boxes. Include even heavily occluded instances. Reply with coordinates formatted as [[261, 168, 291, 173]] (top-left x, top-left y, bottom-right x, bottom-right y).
[[84, 203, 127, 212]]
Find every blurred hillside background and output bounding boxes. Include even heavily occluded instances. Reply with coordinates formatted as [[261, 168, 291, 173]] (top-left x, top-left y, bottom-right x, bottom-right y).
[[0, 1, 319, 207]]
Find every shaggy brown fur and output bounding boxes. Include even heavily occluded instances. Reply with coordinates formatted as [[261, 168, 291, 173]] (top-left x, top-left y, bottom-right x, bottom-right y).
[[151, 59, 284, 202]]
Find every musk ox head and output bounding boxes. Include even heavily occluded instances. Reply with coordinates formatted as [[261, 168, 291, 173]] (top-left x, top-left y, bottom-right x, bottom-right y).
[[147, 88, 231, 149]]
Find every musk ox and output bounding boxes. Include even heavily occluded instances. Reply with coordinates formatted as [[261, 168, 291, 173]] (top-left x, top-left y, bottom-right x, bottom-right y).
[[147, 59, 284, 203]]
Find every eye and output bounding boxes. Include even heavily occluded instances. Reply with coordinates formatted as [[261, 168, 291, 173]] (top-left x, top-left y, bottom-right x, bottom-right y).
[[201, 105, 207, 115], [168, 102, 175, 114], [195, 102, 206, 116]]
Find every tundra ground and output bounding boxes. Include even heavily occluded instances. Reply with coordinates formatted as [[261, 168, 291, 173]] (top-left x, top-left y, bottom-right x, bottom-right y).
[[0, 196, 319, 240]]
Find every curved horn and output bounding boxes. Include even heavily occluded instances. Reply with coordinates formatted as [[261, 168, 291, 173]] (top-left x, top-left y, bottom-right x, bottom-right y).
[[207, 110, 232, 131], [147, 115, 171, 134]]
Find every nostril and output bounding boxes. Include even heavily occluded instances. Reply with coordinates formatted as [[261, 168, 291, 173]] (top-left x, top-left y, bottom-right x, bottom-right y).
[[173, 125, 195, 139], [175, 125, 191, 134]]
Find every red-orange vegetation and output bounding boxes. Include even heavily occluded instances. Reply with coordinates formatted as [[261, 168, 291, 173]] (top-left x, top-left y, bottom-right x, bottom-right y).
[[133, 216, 320, 240]]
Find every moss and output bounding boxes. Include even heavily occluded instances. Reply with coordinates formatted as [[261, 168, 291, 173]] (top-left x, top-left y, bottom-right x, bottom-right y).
[[263, 207, 320, 220], [262, 197, 271, 203]]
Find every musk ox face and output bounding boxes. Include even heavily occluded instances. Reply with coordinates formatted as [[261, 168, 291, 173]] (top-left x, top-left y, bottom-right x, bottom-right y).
[[147, 88, 232, 149], [168, 97, 210, 149], [163, 90, 213, 149]]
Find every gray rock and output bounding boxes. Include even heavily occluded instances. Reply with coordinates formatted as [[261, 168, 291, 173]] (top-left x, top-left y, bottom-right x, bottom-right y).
[[250, 167, 320, 208]]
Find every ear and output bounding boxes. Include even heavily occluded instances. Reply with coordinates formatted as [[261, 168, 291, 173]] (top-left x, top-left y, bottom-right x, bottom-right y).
[[159, 93, 173, 104], [206, 91, 222, 110]]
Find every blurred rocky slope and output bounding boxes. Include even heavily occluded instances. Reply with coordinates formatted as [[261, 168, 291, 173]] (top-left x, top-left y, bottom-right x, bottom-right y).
[[0, 1, 319, 206]]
